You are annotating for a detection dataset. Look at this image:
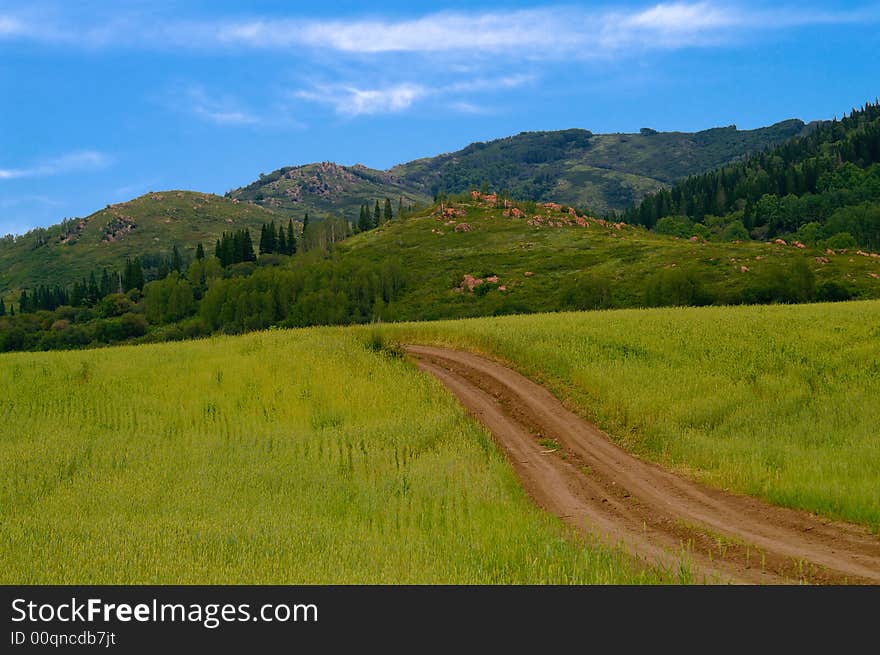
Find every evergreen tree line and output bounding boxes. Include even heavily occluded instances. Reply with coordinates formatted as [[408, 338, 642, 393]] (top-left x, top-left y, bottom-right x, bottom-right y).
[[214, 229, 256, 266], [357, 199, 394, 233], [259, 219, 298, 255], [624, 101, 880, 246], [12, 250, 178, 315]]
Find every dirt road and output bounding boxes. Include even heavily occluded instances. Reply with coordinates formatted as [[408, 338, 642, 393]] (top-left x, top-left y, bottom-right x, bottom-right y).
[[407, 345, 880, 584]]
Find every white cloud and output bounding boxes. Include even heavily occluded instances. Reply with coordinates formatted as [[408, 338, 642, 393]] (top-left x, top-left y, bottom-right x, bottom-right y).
[[0, 151, 111, 180], [2, 4, 874, 57], [295, 74, 533, 117], [296, 83, 428, 116]]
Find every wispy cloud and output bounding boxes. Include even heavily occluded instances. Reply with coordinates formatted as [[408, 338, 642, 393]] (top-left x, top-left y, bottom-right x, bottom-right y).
[[295, 74, 534, 117], [1, 3, 874, 57], [295, 83, 428, 116], [186, 86, 259, 125], [0, 150, 111, 180]]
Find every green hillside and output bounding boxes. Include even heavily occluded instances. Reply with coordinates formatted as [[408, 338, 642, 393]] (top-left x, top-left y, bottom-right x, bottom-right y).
[[227, 120, 809, 221], [626, 101, 880, 247], [5, 193, 878, 353], [392, 120, 811, 213], [329, 194, 879, 323], [226, 161, 430, 223], [0, 190, 283, 297]]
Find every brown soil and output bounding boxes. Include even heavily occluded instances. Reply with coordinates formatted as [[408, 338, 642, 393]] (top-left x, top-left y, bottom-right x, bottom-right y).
[[406, 345, 880, 584]]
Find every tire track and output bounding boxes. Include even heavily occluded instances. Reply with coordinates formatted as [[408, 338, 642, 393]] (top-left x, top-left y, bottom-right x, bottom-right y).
[[407, 345, 880, 584]]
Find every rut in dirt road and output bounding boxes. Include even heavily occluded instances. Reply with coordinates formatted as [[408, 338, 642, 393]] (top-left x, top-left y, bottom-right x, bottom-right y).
[[406, 345, 880, 585]]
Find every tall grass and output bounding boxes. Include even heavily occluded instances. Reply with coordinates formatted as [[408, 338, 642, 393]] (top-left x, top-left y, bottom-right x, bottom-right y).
[[377, 300, 880, 530], [0, 330, 675, 584]]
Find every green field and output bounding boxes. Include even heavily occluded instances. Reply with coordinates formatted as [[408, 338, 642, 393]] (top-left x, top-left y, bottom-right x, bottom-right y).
[[0, 329, 673, 584], [4, 300, 877, 585], [377, 300, 880, 529]]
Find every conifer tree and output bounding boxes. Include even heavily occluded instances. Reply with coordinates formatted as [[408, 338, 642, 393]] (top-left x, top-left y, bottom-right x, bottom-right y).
[[268, 221, 278, 253], [0, 297, 5, 316], [384, 197, 393, 223], [302, 213, 310, 251], [277, 226, 287, 255], [100, 269, 112, 298], [287, 220, 296, 254], [171, 245, 183, 273], [87, 272, 99, 304], [374, 201, 381, 228], [242, 229, 256, 262], [19, 290, 29, 313], [195, 242, 205, 260]]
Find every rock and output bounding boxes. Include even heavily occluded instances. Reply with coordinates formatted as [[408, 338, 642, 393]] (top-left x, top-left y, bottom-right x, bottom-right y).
[[454, 223, 471, 233], [524, 271, 534, 277]]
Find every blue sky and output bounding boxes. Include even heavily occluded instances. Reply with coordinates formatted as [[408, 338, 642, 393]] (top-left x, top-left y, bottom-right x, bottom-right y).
[[1, 1, 878, 235]]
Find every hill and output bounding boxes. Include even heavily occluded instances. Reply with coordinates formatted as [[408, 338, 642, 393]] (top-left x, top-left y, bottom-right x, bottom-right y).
[[226, 161, 430, 223], [227, 120, 810, 221], [625, 101, 880, 248], [323, 193, 879, 324], [0, 190, 284, 296], [4, 192, 878, 352]]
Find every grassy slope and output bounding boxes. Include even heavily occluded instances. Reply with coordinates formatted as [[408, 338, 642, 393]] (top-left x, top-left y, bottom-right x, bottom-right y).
[[0, 329, 676, 584], [226, 162, 430, 222], [337, 198, 880, 321], [229, 121, 808, 221], [0, 191, 282, 297], [375, 301, 880, 529], [391, 121, 809, 213]]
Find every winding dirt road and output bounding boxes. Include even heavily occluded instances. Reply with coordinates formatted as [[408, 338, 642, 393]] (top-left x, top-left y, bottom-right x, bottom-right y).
[[407, 345, 880, 584]]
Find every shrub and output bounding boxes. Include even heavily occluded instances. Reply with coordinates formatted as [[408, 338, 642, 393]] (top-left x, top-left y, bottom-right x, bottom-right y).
[[560, 274, 613, 310], [721, 220, 750, 242], [644, 268, 712, 307], [654, 216, 692, 238], [816, 281, 854, 302], [825, 232, 857, 250]]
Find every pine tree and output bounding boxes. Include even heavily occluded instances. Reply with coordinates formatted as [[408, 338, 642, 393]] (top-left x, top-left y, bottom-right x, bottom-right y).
[[0, 297, 5, 316], [374, 201, 381, 228], [87, 272, 99, 305], [196, 242, 205, 260], [259, 224, 269, 254], [71, 279, 85, 307], [277, 226, 287, 255], [384, 197, 393, 223], [171, 245, 183, 273], [124, 258, 144, 291], [19, 290, 29, 313], [358, 204, 370, 232], [242, 229, 256, 262], [100, 269, 112, 298], [302, 213, 310, 251], [268, 221, 278, 253], [287, 220, 296, 255], [398, 196, 403, 218], [214, 239, 222, 261]]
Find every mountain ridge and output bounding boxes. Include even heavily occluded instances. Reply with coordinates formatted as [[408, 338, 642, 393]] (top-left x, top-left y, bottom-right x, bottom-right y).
[[227, 119, 812, 219]]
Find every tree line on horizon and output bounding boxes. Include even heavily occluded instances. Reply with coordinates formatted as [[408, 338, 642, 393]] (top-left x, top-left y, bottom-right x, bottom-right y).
[[625, 101, 880, 249]]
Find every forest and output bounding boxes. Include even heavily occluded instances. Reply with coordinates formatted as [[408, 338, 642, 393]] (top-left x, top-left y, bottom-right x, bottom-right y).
[[0, 209, 401, 352], [624, 102, 880, 249]]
